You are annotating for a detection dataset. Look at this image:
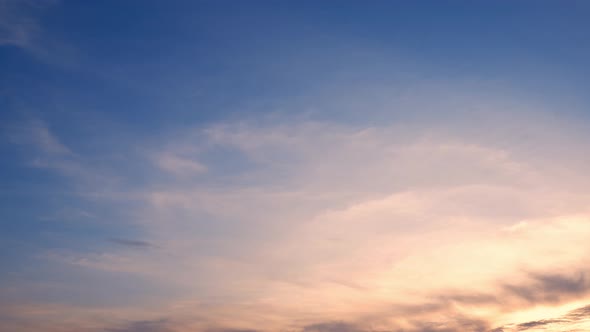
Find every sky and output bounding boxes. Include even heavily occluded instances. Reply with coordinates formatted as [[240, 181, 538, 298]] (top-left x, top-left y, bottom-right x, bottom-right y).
[[2, 1, 590, 331]]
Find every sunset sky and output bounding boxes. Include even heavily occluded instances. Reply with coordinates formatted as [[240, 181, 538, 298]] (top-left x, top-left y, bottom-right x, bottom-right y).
[[2, 1, 590, 331]]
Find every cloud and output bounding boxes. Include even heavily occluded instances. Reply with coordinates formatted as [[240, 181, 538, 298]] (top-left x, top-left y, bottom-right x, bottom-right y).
[[9, 105, 590, 331], [0, 0, 36, 47], [503, 272, 589, 305], [108, 238, 160, 249], [2, 3, 590, 330], [0, 0, 57, 48], [378, 272, 590, 331], [8, 118, 71, 155], [7, 118, 123, 192], [8, 118, 82, 175], [302, 322, 366, 332], [0, 0, 86, 69], [70, 117, 590, 327], [105, 319, 172, 332], [206, 329, 260, 332], [300, 318, 492, 332], [564, 304, 590, 320], [405, 317, 490, 332], [516, 319, 562, 329], [495, 304, 590, 331], [6, 119, 94, 179], [154, 153, 207, 176]]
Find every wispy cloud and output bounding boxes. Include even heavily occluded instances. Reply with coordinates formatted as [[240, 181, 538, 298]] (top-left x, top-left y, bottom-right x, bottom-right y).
[[302, 322, 366, 332], [108, 238, 160, 249], [206, 329, 260, 332], [105, 319, 172, 332], [502, 272, 589, 305], [154, 153, 207, 176], [7, 118, 123, 193], [497, 304, 590, 331], [8, 118, 71, 155], [0, 0, 57, 49]]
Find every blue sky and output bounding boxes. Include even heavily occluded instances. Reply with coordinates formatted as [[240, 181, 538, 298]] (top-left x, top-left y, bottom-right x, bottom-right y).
[[2, 1, 590, 331]]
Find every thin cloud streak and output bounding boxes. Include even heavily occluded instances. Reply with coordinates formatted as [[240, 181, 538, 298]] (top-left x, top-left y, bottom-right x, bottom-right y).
[[108, 238, 160, 249], [496, 304, 590, 331]]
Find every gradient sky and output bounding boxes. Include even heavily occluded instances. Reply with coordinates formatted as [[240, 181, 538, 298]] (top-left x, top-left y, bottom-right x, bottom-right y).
[[2, 1, 590, 331]]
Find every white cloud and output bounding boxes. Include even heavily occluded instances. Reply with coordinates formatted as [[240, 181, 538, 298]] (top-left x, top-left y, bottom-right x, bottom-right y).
[[154, 153, 207, 176]]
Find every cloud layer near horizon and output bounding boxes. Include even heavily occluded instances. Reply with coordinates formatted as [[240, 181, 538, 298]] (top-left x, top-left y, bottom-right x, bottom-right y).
[[4, 101, 590, 331]]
